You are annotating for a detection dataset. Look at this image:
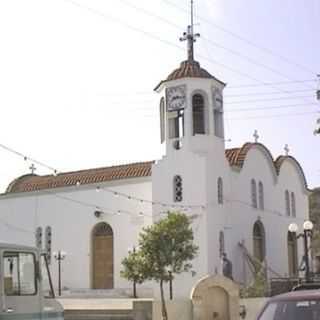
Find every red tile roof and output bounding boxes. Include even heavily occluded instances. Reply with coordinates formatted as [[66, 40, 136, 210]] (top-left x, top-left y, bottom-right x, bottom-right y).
[[6, 161, 153, 193], [225, 143, 308, 190], [5, 143, 308, 194], [154, 60, 225, 90]]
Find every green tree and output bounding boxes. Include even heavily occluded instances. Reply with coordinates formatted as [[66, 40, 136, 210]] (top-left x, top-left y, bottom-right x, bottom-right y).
[[121, 212, 198, 320], [120, 248, 146, 298]]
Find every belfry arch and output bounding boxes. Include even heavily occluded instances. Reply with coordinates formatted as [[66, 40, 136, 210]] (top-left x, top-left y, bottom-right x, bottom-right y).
[[91, 222, 114, 289]]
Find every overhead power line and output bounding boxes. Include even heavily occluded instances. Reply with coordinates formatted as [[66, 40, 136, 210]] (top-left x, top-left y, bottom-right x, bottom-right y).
[[60, 0, 316, 108], [227, 79, 317, 89], [0, 143, 58, 175], [162, 0, 315, 75], [226, 88, 315, 98], [226, 111, 318, 121], [115, 0, 316, 101], [226, 102, 318, 113], [226, 95, 316, 105], [98, 85, 316, 98]]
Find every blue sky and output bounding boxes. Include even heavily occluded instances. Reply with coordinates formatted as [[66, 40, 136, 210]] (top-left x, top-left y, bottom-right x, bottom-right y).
[[0, 0, 319, 192]]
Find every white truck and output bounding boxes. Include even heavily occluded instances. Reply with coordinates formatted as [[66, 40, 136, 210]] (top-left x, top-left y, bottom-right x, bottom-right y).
[[0, 242, 63, 320]]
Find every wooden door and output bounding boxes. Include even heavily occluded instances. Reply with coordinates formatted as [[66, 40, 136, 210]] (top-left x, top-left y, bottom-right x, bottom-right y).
[[92, 223, 113, 289]]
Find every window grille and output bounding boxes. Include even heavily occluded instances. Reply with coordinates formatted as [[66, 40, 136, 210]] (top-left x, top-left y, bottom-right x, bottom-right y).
[[173, 175, 183, 202]]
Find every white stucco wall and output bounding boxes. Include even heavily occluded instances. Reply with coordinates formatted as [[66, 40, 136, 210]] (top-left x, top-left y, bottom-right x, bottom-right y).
[[0, 177, 152, 292], [227, 146, 309, 284]]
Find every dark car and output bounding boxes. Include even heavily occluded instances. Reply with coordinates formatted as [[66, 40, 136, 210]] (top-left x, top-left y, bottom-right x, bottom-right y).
[[257, 290, 320, 320]]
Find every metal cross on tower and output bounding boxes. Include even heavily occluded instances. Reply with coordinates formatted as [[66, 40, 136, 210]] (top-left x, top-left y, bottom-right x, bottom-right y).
[[179, 0, 200, 61], [29, 163, 37, 174], [284, 144, 290, 156], [253, 130, 259, 143]]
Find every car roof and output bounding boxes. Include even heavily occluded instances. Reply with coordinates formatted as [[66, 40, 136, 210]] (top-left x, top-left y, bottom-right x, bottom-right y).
[[270, 289, 320, 301]]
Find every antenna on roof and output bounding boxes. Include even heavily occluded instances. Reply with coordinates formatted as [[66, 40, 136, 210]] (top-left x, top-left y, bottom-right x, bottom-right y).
[[179, 0, 200, 62]]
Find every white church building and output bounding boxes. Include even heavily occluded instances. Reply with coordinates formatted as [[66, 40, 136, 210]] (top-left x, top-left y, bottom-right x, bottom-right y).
[[0, 22, 310, 298]]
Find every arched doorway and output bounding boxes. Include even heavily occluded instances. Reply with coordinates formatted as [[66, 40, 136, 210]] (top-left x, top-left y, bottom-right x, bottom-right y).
[[190, 275, 239, 320], [92, 222, 114, 289]]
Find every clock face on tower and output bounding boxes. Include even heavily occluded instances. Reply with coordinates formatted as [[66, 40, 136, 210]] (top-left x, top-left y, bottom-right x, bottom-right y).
[[166, 85, 186, 112]]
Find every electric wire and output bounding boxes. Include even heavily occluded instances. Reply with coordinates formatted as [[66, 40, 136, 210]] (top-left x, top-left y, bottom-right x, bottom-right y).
[[111, 0, 317, 105], [228, 79, 317, 89], [60, 0, 317, 103], [118, 0, 316, 95], [226, 95, 316, 105], [226, 88, 316, 97], [162, 0, 315, 75], [226, 111, 318, 121], [226, 103, 318, 113]]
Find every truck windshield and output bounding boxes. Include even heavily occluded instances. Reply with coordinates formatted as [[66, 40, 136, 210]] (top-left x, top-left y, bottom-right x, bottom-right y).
[[40, 253, 55, 298], [3, 251, 37, 296], [259, 300, 320, 320]]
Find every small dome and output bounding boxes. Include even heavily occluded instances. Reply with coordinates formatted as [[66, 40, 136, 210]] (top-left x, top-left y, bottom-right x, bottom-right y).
[[167, 60, 214, 81], [154, 60, 225, 90]]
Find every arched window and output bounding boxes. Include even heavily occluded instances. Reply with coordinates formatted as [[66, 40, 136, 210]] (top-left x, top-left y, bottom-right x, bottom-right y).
[[258, 181, 264, 210], [253, 221, 265, 263], [217, 177, 223, 204], [287, 232, 298, 276], [213, 90, 224, 138], [192, 94, 205, 135], [285, 190, 291, 216], [251, 179, 257, 209], [219, 231, 225, 257], [291, 192, 296, 218], [173, 175, 183, 202], [159, 97, 165, 143]]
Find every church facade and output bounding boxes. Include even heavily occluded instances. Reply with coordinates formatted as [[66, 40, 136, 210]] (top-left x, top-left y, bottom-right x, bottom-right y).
[[0, 26, 310, 298]]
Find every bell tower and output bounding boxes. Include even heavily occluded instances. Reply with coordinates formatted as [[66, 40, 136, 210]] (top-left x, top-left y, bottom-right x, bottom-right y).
[[154, 0, 226, 156], [152, 1, 230, 298]]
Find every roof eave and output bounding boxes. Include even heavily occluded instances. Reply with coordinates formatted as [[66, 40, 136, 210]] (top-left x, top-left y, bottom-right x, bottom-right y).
[[154, 76, 226, 93]]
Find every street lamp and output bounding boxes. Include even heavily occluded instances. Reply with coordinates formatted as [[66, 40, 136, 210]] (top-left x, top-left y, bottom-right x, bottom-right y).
[[288, 221, 313, 282], [53, 250, 67, 296]]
